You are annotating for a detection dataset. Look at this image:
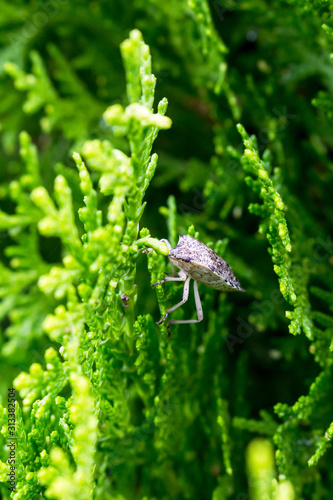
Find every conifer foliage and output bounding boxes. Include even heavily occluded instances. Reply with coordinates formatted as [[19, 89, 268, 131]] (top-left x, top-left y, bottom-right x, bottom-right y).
[[0, 1, 333, 499]]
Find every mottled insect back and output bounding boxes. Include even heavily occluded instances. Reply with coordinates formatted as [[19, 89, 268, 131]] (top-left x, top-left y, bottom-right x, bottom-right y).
[[169, 235, 245, 292], [152, 235, 245, 334]]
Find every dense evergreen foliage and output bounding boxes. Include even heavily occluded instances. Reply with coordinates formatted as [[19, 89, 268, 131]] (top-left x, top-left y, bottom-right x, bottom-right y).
[[1, 1, 333, 498]]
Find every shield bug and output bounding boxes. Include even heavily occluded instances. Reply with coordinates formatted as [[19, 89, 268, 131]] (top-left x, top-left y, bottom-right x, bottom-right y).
[[152, 235, 245, 334]]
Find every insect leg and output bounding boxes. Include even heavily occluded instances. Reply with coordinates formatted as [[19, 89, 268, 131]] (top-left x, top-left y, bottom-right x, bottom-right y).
[[193, 279, 203, 321], [151, 269, 187, 288], [167, 280, 203, 328], [156, 276, 191, 325], [160, 238, 177, 276]]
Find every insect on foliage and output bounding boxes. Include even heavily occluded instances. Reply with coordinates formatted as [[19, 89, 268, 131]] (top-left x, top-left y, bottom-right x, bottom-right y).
[[152, 235, 245, 334]]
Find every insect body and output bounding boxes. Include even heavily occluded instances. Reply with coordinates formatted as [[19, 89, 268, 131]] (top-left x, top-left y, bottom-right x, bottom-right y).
[[152, 235, 245, 333]]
